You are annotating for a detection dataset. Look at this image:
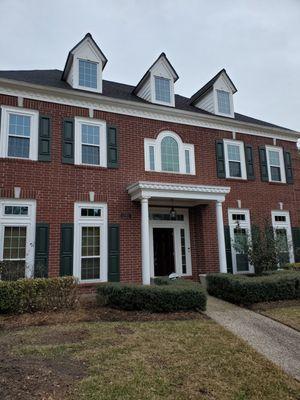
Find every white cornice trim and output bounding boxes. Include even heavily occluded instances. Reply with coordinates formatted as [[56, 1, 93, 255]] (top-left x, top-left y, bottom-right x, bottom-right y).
[[127, 181, 231, 202], [0, 78, 299, 142]]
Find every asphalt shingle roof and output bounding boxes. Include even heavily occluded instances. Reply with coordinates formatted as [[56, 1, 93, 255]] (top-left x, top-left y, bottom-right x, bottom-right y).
[[0, 69, 293, 132]]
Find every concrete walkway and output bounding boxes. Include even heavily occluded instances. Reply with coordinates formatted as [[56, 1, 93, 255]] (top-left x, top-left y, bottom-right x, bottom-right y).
[[205, 296, 300, 381]]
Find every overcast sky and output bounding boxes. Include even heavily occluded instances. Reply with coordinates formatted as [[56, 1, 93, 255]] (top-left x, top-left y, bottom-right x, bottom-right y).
[[0, 0, 299, 130]]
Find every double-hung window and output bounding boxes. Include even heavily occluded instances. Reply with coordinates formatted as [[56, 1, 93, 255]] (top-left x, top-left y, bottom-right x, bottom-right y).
[[0, 200, 36, 280], [78, 59, 98, 89], [74, 203, 108, 283], [224, 140, 247, 179], [217, 90, 231, 115], [0, 107, 39, 160], [75, 117, 107, 167], [154, 76, 171, 103], [266, 146, 286, 183]]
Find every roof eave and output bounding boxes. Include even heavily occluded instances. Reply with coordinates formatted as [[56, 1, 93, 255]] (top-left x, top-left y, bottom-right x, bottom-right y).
[[0, 77, 298, 140]]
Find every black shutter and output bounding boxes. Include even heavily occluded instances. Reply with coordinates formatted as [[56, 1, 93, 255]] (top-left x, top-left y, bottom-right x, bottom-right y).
[[62, 119, 74, 164], [34, 223, 49, 278], [224, 226, 233, 274], [216, 140, 226, 178], [259, 146, 269, 181], [284, 150, 293, 184], [38, 116, 51, 162], [292, 227, 300, 263], [245, 145, 255, 180], [108, 224, 120, 281], [60, 224, 74, 276], [107, 125, 118, 168]]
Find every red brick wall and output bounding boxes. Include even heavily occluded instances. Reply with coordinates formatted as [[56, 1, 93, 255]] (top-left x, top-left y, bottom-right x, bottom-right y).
[[1, 94, 299, 282]]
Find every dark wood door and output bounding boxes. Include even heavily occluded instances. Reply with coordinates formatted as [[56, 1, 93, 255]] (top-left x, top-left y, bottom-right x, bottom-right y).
[[153, 228, 175, 276]]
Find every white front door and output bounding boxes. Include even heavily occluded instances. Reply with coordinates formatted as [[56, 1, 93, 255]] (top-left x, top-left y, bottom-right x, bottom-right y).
[[228, 209, 254, 274], [149, 208, 192, 277]]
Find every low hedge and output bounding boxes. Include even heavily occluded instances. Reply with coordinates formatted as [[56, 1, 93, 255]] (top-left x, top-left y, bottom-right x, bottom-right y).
[[206, 271, 300, 305], [0, 276, 78, 314], [97, 280, 206, 312]]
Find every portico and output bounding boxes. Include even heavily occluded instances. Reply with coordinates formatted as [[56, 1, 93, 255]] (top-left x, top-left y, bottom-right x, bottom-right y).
[[127, 181, 231, 284]]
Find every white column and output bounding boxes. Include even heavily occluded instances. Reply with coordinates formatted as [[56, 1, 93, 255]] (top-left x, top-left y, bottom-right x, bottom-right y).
[[141, 197, 151, 285], [216, 201, 227, 273]]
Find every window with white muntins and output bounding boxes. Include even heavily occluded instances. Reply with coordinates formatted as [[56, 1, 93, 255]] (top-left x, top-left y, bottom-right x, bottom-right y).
[[74, 117, 107, 167], [224, 139, 247, 179], [144, 131, 195, 175], [0, 106, 39, 160], [266, 146, 286, 183], [73, 202, 108, 283], [0, 200, 36, 280], [79, 59, 98, 89], [271, 211, 294, 265], [217, 90, 231, 115], [154, 76, 171, 103]]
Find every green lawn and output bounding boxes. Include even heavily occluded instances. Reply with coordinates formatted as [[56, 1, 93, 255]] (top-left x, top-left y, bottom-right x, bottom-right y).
[[260, 305, 300, 331], [0, 313, 299, 399]]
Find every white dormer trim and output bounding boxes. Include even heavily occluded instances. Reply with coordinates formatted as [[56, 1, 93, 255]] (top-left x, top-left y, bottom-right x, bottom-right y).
[[135, 54, 178, 107], [63, 34, 107, 94]]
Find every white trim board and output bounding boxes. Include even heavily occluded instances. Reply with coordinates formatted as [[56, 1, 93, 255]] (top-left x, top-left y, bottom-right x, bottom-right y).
[[0, 78, 299, 143]]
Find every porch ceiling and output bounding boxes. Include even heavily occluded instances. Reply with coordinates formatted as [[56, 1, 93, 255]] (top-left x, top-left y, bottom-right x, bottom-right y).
[[127, 181, 231, 203]]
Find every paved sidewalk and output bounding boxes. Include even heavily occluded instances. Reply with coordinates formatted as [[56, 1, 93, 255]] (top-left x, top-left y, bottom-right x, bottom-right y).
[[205, 296, 300, 381]]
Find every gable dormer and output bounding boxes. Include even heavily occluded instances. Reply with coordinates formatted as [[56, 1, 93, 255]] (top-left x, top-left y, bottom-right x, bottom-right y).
[[133, 53, 179, 107], [62, 33, 107, 94], [190, 69, 237, 118]]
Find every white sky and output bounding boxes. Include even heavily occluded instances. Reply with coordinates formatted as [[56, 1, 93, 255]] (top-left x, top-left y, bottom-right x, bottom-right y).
[[0, 0, 299, 130]]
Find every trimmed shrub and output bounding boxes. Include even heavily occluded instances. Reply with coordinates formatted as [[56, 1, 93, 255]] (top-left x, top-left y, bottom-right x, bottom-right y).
[[206, 271, 300, 305], [97, 280, 206, 312], [0, 276, 78, 314]]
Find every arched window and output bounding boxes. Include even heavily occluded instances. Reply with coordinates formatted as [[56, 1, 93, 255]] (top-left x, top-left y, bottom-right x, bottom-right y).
[[144, 131, 195, 175], [161, 136, 179, 172]]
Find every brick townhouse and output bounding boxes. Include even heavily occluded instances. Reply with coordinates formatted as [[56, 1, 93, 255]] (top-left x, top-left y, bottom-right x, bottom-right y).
[[0, 33, 299, 287]]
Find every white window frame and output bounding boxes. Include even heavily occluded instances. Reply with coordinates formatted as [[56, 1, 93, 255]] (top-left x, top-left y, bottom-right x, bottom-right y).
[[154, 76, 171, 104], [78, 59, 99, 91], [73, 202, 108, 283], [74, 117, 107, 167], [144, 131, 195, 175], [0, 199, 36, 279], [224, 139, 247, 180], [228, 208, 254, 274], [266, 146, 286, 183], [271, 210, 294, 263], [216, 89, 231, 115], [0, 106, 39, 161]]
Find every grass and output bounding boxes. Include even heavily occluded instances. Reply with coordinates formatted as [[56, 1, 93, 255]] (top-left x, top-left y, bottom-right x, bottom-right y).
[[257, 303, 300, 332], [0, 314, 300, 399]]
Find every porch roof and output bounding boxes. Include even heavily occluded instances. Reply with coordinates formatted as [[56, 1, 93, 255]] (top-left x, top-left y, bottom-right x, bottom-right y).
[[127, 181, 231, 202]]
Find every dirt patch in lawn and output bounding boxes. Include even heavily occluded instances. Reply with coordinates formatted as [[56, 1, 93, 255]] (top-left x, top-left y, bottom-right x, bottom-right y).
[[0, 306, 206, 331], [0, 353, 87, 400]]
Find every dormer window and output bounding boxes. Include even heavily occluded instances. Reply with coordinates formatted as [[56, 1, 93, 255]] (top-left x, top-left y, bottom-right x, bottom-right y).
[[190, 69, 236, 118], [62, 33, 107, 94], [133, 53, 178, 107], [155, 76, 171, 103], [217, 90, 231, 115], [79, 60, 98, 89]]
